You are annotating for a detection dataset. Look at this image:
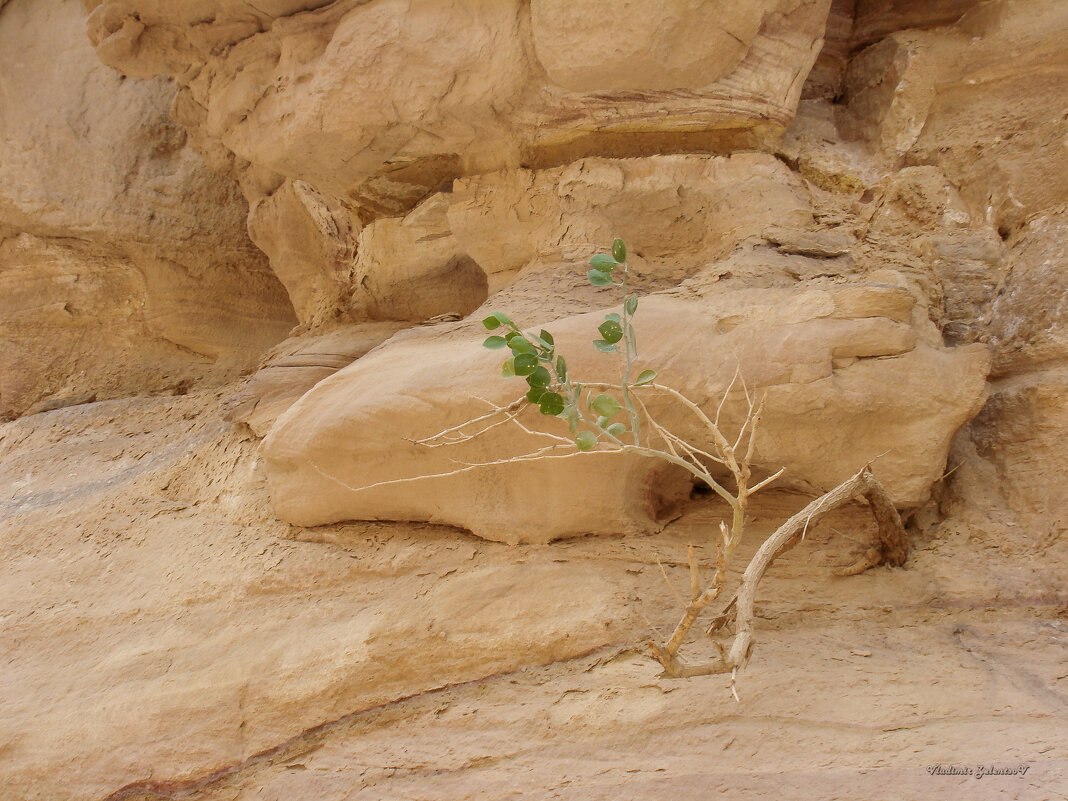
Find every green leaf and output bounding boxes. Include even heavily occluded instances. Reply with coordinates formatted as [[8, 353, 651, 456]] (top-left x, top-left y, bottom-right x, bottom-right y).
[[539, 330, 554, 346], [575, 430, 598, 451], [598, 320, 623, 344], [508, 336, 535, 355], [605, 312, 621, 323], [538, 391, 565, 416], [589, 253, 617, 271], [526, 365, 551, 388], [606, 422, 627, 437], [588, 269, 613, 287], [483, 335, 507, 350], [628, 323, 637, 354], [591, 393, 622, 418], [612, 238, 627, 263], [501, 358, 516, 378], [625, 294, 638, 315], [483, 311, 513, 330], [526, 386, 546, 404], [529, 333, 553, 352], [556, 355, 568, 383], [593, 339, 618, 353], [633, 369, 657, 386], [513, 353, 538, 376]]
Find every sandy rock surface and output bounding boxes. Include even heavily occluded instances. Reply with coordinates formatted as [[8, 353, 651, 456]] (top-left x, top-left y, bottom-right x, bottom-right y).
[[223, 322, 407, 438], [0, 391, 636, 800], [3, 0, 1067, 798], [2, 391, 1066, 800], [86, 0, 830, 215]]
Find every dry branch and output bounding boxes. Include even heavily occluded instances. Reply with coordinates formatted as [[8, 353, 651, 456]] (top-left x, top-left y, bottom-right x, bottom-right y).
[[649, 466, 908, 679]]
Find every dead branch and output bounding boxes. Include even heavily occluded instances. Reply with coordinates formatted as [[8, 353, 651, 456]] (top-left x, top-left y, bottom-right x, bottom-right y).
[[648, 466, 908, 679]]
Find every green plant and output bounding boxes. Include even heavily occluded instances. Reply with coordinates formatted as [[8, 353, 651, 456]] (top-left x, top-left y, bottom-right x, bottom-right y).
[[471, 239, 909, 685], [336, 238, 909, 688], [480, 237, 654, 454]]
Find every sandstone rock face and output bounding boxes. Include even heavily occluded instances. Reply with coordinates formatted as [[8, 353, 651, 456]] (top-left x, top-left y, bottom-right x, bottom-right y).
[[5, 0, 1068, 798], [245, 180, 360, 327], [447, 153, 813, 288], [851, 0, 981, 48], [529, 0, 793, 92], [0, 0, 296, 418], [224, 321, 405, 437], [353, 194, 489, 323], [835, 0, 1068, 528], [66, 0, 1058, 539], [86, 0, 831, 221], [966, 207, 1068, 525], [839, 0, 1068, 229], [0, 393, 636, 801], [255, 143, 994, 542]]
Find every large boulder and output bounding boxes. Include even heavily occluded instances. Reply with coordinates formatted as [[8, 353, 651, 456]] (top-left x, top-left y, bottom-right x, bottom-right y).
[[263, 282, 989, 543]]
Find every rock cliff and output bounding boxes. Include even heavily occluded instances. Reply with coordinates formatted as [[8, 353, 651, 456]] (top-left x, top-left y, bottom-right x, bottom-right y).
[[75, 0, 1053, 536], [2, 0, 1067, 798], [0, 0, 298, 420]]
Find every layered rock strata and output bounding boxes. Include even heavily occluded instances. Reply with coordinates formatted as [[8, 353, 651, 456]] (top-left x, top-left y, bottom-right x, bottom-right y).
[[55, 0, 1068, 532], [0, 0, 296, 419]]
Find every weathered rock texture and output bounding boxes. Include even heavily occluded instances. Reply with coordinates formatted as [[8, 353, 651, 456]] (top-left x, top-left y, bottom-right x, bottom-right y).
[[0, 0, 296, 419], [86, 0, 831, 216], [0, 393, 637, 801], [257, 146, 994, 541], [833, 0, 1068, 531], [223, 321, 405, 437], [72, 0, 1065, 537], [3, 0, 1068, 796]]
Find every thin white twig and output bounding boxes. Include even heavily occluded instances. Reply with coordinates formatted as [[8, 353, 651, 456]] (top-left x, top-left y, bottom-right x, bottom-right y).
[[715, 368, 739, 428], [656, 555, 686, 607], [748, 466, 786, 495], [306, 447, 590, 495], [507, 413, 575, 445], [444, 442, 571, 468], [416, 395, 526, 446]]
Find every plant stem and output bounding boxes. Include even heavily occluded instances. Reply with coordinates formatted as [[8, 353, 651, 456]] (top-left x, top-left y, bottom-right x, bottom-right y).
[[619, 261, 641, 446]]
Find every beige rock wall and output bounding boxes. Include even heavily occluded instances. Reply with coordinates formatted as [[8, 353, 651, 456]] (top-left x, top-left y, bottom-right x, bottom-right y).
[[4, 0, 1068, 796], [76, 0, 841, 334], [0, 0, 296, 418], [85, 0, 831, 220], [245, 179, 360, 328], [10, 0, 1061, 535], [835, 0, 1068, 528]]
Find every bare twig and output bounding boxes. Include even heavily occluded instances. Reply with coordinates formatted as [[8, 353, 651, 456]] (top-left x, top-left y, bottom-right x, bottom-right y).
[[649, 466, 909, 679], [715, 368, 740, 429], [415, 396, 525, 445]]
